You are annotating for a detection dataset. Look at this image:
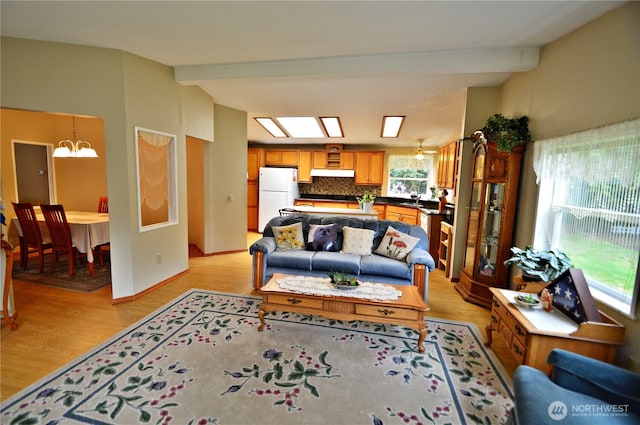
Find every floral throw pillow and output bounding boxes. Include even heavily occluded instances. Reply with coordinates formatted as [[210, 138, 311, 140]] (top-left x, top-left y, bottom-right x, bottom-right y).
[[375, 225, 420, 260], [272, 222, 305, 250], [341, 226, 375, 256], [306, 224, 338, 251]]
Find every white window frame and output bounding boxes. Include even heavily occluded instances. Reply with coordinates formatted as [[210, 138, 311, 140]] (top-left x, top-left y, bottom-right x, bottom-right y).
[[386, 154, 436, 199], [532, 119, 640, 318]]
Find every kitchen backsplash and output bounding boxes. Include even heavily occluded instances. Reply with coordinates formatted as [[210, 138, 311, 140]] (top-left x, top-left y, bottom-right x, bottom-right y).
[[299, 177, 381, 197]]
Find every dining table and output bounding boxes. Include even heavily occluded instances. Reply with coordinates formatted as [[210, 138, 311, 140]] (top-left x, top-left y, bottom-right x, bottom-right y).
[[8, 210, 110, 276]]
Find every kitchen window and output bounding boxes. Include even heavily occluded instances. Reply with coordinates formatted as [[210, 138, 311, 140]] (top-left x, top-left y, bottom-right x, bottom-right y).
[[532, 119, 640, 317], [386, 154, 435, 198]]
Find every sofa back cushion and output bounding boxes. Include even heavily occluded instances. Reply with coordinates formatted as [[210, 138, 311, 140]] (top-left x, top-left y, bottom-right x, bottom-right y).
[[261, 214, 428, 253]]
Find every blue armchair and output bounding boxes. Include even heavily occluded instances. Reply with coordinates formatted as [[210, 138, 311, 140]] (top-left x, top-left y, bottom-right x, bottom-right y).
[[509, 349, 640, 425]]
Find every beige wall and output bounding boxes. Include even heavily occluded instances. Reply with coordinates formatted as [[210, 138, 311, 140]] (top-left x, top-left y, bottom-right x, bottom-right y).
[[1, 37, 218, 299], [498, 3, 640, 368], [205, 104, 248, 254]]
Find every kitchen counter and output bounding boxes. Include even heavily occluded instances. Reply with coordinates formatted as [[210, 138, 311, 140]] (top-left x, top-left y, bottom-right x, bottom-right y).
[[288, 205, 378, 219], [296, 196, 453, 218]]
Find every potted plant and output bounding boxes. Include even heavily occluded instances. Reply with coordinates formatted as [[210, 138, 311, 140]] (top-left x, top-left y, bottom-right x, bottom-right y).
[[481, 114, 531, 153], [356, 191, 376, 213], [504, 246, 572, 282], [464, 114, 532, 153]]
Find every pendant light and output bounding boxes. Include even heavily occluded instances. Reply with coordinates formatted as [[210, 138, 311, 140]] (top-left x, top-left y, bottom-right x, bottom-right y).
[[415, 139, 425, 160], [53, 115, 98, 158]]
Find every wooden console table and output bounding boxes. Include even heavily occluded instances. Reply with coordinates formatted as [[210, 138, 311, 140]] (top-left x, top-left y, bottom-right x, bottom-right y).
[[485, 288, 625, 374], [258, 274, 429, 352]]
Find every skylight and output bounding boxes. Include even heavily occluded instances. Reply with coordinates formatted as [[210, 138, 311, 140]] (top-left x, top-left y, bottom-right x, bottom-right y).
[[275, 117, 324, 138], [319, 117, 344, 138], [381, 116, 405, 138], [255, 117, 287, 138]]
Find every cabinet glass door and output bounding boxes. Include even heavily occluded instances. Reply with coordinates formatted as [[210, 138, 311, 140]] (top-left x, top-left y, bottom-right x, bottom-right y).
[[477, 182, 505, 277], [463, 181, 482, 273]]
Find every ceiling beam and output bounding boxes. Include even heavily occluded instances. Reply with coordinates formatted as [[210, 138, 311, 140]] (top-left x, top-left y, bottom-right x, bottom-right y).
[[175, 47, 539, 83]]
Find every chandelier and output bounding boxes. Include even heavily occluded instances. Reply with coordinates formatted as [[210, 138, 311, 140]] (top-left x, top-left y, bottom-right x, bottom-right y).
[[52, 116, 98, 158]]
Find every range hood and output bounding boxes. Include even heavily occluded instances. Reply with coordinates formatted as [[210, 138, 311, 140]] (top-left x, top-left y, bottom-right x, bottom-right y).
[[310, 169, 355, 178]]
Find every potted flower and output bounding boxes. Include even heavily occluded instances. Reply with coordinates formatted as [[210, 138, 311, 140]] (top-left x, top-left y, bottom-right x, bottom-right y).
[[356, 191, 376, 213], [504, 246, 572, 282]]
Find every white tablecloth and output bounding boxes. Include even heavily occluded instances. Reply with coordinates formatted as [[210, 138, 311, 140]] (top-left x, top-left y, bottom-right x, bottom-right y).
[[8, 211, 109, 264]]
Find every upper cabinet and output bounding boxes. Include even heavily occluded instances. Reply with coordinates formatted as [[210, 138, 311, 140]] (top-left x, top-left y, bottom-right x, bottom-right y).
[[354, 151, 385, 185], [298, 151, 313, 183], [312, 150, 355, 170], [265, 150, 298, 166], [437, 140, 459, 190], [247, 148, 264, 181]]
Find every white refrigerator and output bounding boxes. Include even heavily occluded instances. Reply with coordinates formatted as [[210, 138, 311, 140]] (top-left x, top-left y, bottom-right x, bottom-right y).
[[258, 167, 300, 232]]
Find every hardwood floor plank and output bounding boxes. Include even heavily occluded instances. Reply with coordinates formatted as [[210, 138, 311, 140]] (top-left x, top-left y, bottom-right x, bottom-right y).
[[1, 233, 518, 401]]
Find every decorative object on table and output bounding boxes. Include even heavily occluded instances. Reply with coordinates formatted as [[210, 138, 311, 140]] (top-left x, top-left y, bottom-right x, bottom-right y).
[[514, 293, 540, 308], [503, 246, 572, 282], [356, 191, 376, 213], [328, 271, 359, 289], [540, 288, 553, 312], [0, 289, 514, 425], [541, 268, 601, 324], [429, 186, 437, 199]]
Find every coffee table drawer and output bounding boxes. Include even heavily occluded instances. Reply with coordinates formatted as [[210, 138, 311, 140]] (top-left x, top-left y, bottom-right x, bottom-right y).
[[267, 294, 324, 309], [356, 304, 420, 321]]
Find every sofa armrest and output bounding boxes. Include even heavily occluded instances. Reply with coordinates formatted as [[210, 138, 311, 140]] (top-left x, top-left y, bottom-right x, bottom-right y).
[[249, 237, 277, 256], [405, 248, 436, 271], [511, 365, 639, 425], [548, 349, 640, 413]]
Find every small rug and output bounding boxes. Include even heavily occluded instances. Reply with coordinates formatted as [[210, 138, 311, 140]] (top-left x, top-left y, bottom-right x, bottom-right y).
[[1, 290, 514, 424], [11, 256, 111, 293]]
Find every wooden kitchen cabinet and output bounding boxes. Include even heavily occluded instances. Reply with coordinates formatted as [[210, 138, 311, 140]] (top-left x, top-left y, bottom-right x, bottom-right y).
[[265, 150, 298, 166], [384, 205, 418, 225], [298, 151, 313, 183], [340, 151, 355, 169], [486, 288, 624, 375], [455, 140, 523, 308], [355, 151, 384, 185], [247, 148, 264, 231], [313, 151, 328, 169], [437, 140, 459, 190]]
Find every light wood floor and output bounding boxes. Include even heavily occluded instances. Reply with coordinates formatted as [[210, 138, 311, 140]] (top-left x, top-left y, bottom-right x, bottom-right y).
[[1, 233, 518, 401]]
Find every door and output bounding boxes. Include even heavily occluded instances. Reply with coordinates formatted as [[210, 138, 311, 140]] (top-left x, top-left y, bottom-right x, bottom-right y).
[[13, 142, 53, 204]]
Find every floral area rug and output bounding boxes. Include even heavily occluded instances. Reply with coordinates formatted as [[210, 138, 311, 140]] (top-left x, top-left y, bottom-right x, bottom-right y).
[[1, 290, 513, 424]]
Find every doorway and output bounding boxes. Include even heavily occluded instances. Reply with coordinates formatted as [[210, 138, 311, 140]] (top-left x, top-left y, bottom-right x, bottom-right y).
[[13, 141, 55, 205]]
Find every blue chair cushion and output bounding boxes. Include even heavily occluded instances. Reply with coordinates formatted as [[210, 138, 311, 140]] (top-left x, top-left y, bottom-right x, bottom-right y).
[[360, 254, 411, 280], [266, 250, 314, 270], [310, 252, 361, 275]]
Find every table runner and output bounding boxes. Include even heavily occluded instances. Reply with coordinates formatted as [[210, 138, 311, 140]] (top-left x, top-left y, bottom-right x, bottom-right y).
[[275, 275, 402, 300]]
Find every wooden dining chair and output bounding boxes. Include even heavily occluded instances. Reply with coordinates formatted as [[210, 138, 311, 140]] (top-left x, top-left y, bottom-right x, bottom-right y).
[[11, 202, 52, 273], [98, 196, 109, 213], [96, 196, 110, 265], [40, 204, 83, 277]]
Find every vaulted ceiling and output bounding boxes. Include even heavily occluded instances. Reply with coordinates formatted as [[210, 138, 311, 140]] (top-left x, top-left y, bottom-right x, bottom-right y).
[[0, 1, 624, 148]]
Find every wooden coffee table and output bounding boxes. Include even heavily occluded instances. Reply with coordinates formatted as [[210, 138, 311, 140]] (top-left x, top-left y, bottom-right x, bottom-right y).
[[258, 273, 430, 352]]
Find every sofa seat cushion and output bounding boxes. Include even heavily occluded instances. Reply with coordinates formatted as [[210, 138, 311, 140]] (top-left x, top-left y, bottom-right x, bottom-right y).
[[311, 251, 361, 275], [266, 250, 314, 270], [360, 254, 411, 280]]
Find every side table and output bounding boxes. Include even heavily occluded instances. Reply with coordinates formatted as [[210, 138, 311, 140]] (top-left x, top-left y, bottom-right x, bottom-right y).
[[485, 287, 624, 374]]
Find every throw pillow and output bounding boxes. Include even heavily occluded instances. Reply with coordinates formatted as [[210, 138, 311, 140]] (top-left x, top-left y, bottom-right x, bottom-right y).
[[272, 222, 305, 250], [375, 225, 420, 260], [341, 226, 375, 256], [306, 224, 338, 251]]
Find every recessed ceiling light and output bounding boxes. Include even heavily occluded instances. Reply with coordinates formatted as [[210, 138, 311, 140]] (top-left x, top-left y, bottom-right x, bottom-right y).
[[255, 117, 287, 138], [276, 117, 324, 138], [319, 117, 344, 138], [381, 115, 405, 138]]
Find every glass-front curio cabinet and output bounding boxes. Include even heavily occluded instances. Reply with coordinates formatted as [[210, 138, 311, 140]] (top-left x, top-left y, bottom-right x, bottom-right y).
[[454, 139, 523, 308]]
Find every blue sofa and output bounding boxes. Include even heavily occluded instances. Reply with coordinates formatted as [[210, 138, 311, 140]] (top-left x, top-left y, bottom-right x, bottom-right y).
[[249, 214, 436, 301], [509, 349, 640, 425]]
